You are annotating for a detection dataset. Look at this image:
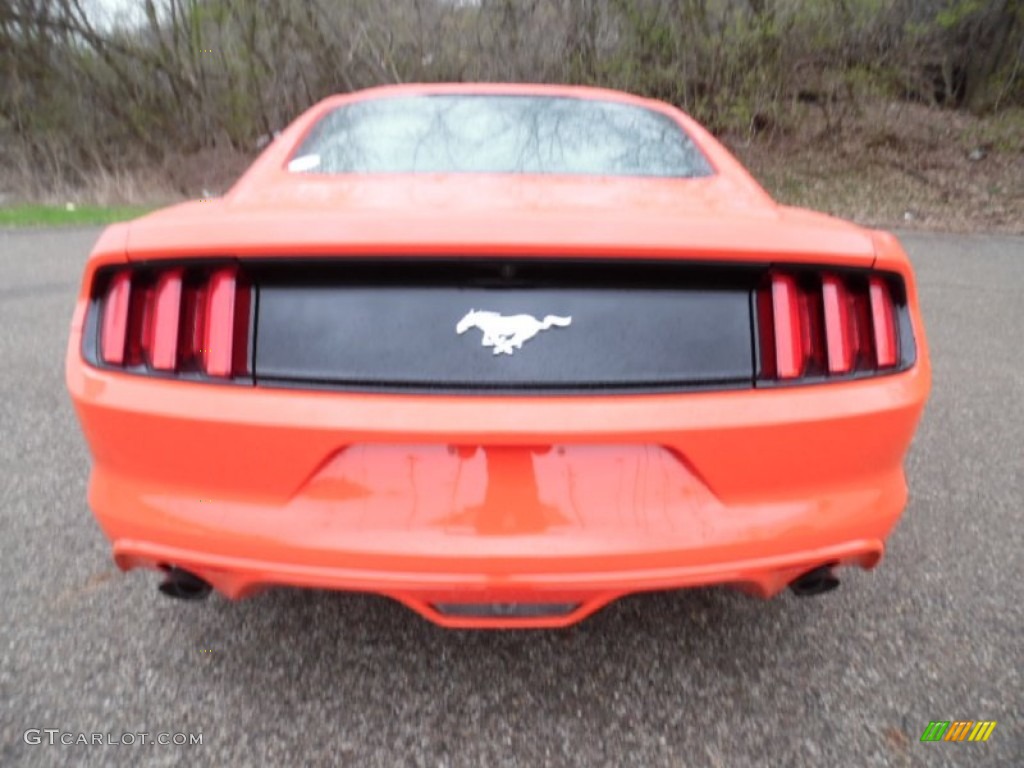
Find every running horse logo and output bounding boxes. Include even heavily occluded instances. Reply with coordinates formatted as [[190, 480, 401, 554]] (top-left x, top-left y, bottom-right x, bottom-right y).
[[456, 310, 573, 355]]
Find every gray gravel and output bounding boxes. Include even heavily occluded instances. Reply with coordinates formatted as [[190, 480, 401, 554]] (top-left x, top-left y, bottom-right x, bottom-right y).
[[0, 227, 1021, 767]]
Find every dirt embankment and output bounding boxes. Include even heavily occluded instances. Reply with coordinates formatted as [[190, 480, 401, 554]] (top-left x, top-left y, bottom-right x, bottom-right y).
[[730, 102, 1024, 234]]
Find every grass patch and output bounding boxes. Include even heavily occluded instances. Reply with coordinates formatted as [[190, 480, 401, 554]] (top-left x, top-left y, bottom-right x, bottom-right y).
[[0, 204, 154, 228]]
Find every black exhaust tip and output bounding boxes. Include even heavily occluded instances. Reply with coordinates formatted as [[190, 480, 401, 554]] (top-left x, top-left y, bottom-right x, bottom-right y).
[[789, 565, 840, 597], [158, 567, 212, 601]]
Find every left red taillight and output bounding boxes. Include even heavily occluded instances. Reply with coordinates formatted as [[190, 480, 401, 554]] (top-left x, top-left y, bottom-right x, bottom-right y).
[[99, 271, 132, 366], [97, 265, 251, 378], [149, 268, 184, 371]]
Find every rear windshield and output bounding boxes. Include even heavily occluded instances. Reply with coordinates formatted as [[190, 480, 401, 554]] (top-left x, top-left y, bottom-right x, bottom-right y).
[[287, 95, 713, 178]]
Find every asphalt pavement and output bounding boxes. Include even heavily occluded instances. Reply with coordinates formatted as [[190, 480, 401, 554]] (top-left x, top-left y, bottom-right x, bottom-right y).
[[0, 227, 1020, 767]]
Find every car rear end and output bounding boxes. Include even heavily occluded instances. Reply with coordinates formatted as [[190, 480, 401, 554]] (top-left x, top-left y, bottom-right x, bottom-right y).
[[66, 208, 929, 628]]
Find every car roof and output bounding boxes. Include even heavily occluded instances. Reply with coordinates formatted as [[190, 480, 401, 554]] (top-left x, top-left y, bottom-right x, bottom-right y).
[[316, 82, 672, 107]]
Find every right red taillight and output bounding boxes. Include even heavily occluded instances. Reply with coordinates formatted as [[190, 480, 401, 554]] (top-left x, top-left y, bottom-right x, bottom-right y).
[[98, 265, 250, 379], [769, 274, 803, 379], [757, 270, 902, 383], [868, 276, 898, 368]]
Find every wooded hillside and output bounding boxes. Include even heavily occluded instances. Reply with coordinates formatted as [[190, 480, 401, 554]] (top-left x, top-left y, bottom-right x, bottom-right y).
[[2, 0, 1022, 222]]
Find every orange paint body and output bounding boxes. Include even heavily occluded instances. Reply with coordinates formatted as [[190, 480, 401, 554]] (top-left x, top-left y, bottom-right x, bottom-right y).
[[66, 84, 930, 627]]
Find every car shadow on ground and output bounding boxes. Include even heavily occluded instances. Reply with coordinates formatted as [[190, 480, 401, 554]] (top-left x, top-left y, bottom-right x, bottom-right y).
[[166, 582, 816, 694]]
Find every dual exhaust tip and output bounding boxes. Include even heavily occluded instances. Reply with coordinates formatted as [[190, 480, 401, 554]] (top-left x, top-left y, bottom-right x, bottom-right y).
[[789, 565, 840, 597], [156, 564, 841, 602], [158, 566, 212, 601]]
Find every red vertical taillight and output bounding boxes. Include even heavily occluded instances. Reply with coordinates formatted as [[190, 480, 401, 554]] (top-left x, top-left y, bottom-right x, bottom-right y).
[[822, 274, 853, 374], [771, 274, 803, 379], [100, 271, 132, 365], [869, 277, 898, 368], [149, 269, 184, 371], [203, 268, 238, 377], [762, 273, 826, 380]]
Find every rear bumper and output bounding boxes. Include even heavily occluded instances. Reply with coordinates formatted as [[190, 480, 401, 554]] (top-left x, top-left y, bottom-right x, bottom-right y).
[[68, 343, 929, 627], [115, 538, 884, 628]]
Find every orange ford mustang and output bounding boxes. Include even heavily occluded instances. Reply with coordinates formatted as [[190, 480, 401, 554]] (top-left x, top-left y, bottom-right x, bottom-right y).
[[66, 83, 930, 628]]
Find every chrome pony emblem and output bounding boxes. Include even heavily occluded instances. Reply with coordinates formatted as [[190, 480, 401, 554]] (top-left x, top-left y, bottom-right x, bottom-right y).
[[456, 310, 572, 355]]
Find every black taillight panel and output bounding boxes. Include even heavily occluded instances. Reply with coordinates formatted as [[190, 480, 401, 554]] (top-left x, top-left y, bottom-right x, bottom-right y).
[[82, 258, 916, 392]]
